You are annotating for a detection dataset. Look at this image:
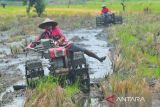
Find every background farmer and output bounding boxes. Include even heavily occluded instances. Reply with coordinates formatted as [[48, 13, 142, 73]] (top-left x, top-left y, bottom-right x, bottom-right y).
[[101, 5, 111, 16]]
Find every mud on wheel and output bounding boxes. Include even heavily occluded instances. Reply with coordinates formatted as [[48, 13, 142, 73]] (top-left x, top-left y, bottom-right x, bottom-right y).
[[96, 16, 104, 27], [25, 59, 44, 87], [96, 14, 123, 27], [78, 66, 90, 93], [69, 52, 90, 93], [114, 16, 123, 24]]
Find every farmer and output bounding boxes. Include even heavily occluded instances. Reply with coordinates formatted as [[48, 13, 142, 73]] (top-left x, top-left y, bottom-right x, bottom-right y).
[[31, 18, 106, 62], [101, 5, 111, 17]]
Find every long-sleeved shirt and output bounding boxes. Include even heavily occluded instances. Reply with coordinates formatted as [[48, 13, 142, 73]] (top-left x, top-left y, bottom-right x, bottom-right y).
[[34, 26, 71, 47]]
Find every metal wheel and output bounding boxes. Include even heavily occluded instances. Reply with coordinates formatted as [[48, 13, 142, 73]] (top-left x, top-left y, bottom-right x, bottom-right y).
[[25, 67, 31, 86], [115, 16, 123, 24], [25, 60, 44, 88], [79, 66, 90, 93], [96, 16, 104, 27]]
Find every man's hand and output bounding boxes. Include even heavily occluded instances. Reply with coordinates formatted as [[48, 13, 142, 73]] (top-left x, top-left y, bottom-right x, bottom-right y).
[[55, 41, 60, 47], [32, 41, 40, 46]]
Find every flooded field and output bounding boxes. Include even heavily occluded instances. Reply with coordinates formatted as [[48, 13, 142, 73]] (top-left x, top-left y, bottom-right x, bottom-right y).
[[0, 28, 112, 107]]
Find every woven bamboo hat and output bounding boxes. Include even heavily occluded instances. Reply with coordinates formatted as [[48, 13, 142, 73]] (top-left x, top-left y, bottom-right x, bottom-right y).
[[39, 18, 58, 29]]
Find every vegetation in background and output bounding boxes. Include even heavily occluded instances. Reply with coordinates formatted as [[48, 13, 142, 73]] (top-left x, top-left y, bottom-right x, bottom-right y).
[[34, 0, 46, 17], [108, 13, 160, 78], [1, 1, 160, 16], [23, 0, 46, 16], [103, 11, 160, 107]]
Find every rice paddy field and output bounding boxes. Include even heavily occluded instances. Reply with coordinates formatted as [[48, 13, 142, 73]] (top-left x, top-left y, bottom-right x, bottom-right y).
[[0, 0, 160, 16], [0, 0, 160, 107]]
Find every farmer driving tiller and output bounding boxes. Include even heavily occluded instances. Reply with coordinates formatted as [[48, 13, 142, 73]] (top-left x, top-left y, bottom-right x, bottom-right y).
[[96, 4, 123, 27], [31, 18, 106, 62], [101, 5, 111, 17], [25, 18, 106, 93]]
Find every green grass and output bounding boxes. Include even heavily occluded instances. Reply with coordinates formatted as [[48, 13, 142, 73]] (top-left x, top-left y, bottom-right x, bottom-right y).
[[0, 1, 160, 16], [34, 76, 79, 97], [108, 12, 160, 79], [144, 53, 159, 64], [136, 66, 160, 78], [64, 84, 79, 97], [25, 76, 79, 107], [118, 27, 137, 47]]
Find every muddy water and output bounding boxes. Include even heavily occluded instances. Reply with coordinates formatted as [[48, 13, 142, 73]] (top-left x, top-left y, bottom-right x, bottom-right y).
[[0, 56, 26, 107], [0, 80, 25, 107], [66, 29, 112, 107], [66, 29, 112, 80], [0, 55, 52, 107], [0, 28, 111, 107]]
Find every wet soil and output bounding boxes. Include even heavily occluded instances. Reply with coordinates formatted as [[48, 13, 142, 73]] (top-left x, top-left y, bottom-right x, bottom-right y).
[[0, 28, 111, 107], [66, 29, 112, 107], [0, 57, 25, 107], [0, 15, 100, 107], [0, 73, 22, 93], [0, 23, 159, 107]]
